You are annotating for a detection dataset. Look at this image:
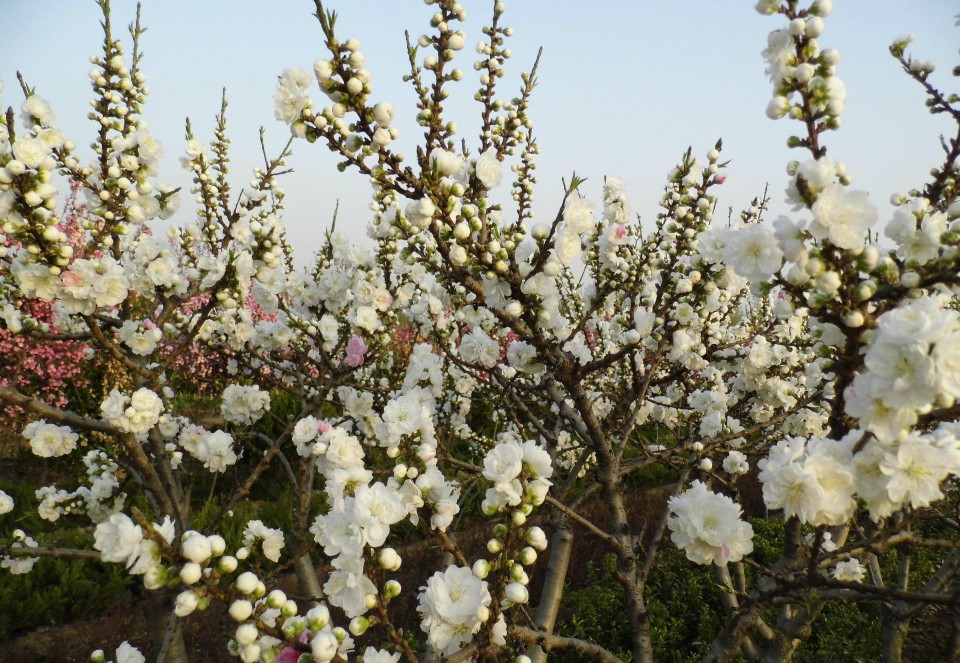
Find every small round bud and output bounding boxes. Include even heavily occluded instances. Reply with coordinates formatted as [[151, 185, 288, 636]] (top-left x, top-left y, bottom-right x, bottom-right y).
[[519, 547, 538, 565], [901, 271, 921, 288], [235, 623, 259, 647], [235, 571, 259, 595], [208, 535, 226, 557], [219, 555, 238, 573], [384, 579, 402, 598], [505, 582, 529, 604], [229, 599, 254, 622], [378, 548, 402, 571], [267, 590, 287, 609], [472, 559, 491, 579], [180, 562, 202, 585], [524, 526, 548, 551], [349, 617, 370, 636], [844, 310, 865, 328], [181, 532, 212, 563]]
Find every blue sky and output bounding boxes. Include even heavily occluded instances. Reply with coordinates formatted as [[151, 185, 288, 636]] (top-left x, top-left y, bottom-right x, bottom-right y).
[[2, 1, 957, 265]]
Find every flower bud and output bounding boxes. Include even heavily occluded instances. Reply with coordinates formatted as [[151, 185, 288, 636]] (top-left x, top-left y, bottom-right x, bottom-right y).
[[519, 547, 538, 565], [180, 562, 202, 585], [843, 310, 865, 328], [208, 535, 227, 557], [524, 526, 548, 551], [532, 223, 550, 240], [766, 96, 790, 120], [235, 623, 259, 646], [175, 590, 199, 617], [472, 559, 491, 579], [181, 531, 212, 563], [505, 582, 529, 604], [314, 60, 333, 82], [240, 644, 261, 663], [267, 590, 287, 608], [235, 571, 258, 595], [378, 547, 402, 571], [311, 630, 339, 662], [349, 616, 370, 636], [510, 563, 529, 584], [219, 555, 238, 573], [306, 604, 331, 631], [476, 604, 491, 622], [384, 579, 402, 598], [229, 600, 254, 622], [901, 271, 921, 288]]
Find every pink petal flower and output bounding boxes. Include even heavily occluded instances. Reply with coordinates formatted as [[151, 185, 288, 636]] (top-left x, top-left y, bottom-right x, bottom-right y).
[[344, 335, 368, 367]]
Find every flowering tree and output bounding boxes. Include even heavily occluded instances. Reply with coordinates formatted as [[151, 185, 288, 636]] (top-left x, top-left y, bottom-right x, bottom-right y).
[[0, 182, 97, 427], [2, 0, 960, 662]]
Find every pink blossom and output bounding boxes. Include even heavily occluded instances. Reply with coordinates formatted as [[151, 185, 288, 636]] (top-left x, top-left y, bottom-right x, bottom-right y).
[[714, 174, 728, 185], [60, 271, 83, 288], [317, 420, 331, 434], [345, 335, 368, 368], [276, 630, 310, 662], [275, 648, 301, 663]]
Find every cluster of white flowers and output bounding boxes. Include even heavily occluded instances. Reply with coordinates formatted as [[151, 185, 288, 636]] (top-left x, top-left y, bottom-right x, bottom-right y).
[[1, 529, 39, 575], [481, 436, 553, 512], [758, 434, 857, 526], [93, 512, 175, 587], [667, 481, 754, 566], [846, 295, 960, 443], [177, 425, 239, 472], [242, 520, 285, 563], [36, 450, 124, 523], [118, 319, 162, 356], [417, 565, 494, 656], [221, 384, 272, 425], [90, 641, 145, 663], [101, 388, 164, 436], [23, 419, 79, 458], [0, 490, 13, 515]]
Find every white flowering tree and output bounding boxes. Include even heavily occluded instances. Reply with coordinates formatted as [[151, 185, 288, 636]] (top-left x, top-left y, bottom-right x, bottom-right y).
[[2, 0, 960, 662]]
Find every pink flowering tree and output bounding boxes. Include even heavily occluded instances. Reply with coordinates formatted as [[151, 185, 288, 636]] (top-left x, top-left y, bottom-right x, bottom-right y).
[[2, 1, 960, 663], [0, 183, 96, 428]]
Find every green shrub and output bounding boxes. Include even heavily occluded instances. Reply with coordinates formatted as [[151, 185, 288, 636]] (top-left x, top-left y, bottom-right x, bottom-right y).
[[553, 517, 951, 662], [0, 528, 132, 639]]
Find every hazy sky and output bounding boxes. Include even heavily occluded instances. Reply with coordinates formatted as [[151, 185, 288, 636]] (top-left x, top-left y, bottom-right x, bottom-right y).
[[2, 1, 957, 265]]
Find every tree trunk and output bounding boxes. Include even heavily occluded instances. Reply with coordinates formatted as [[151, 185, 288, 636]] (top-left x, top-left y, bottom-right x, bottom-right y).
[[881, 611, 910, 663], [294, 552, 324, 605], [629, 583, 655, 663], [528, 513, 574, 663], [757, 635, 799, 663], [149, 595, 189, 663]]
